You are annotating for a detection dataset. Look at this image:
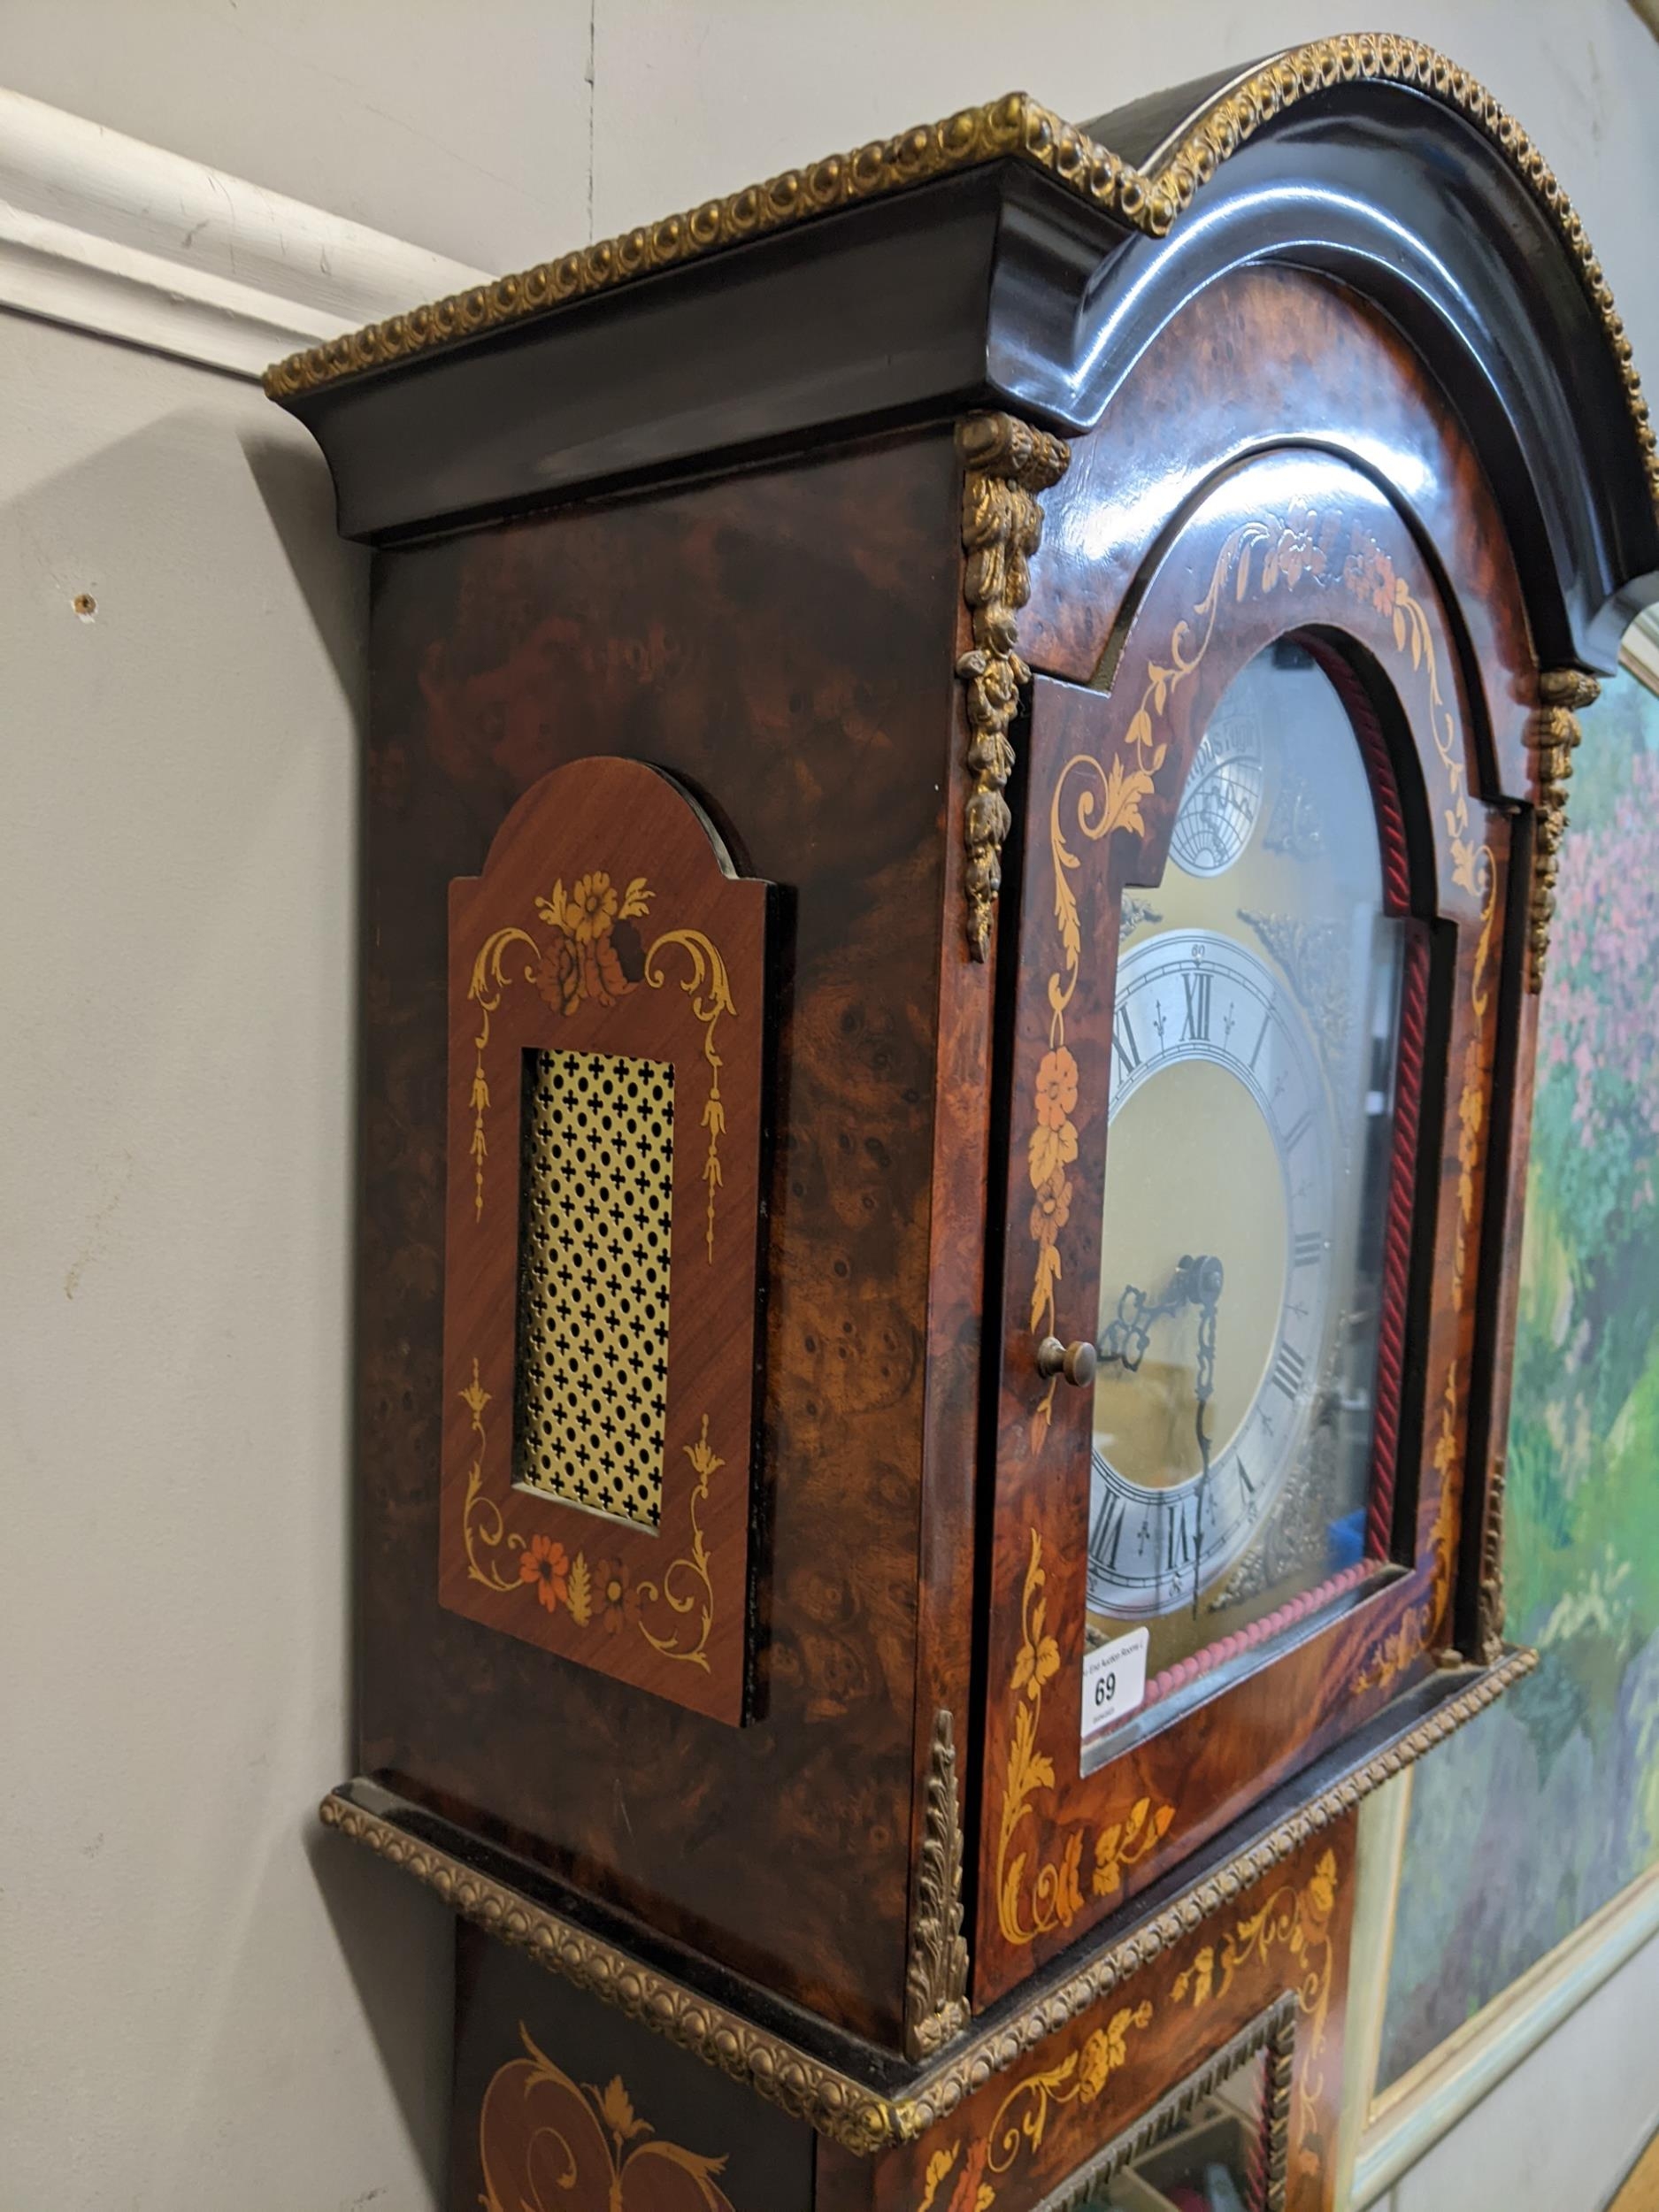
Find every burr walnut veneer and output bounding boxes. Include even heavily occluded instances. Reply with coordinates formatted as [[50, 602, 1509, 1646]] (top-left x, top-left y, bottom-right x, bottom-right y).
[[275, 40, 1659, 2212]]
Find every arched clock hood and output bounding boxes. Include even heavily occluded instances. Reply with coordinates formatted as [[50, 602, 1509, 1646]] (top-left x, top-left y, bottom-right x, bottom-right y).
[[269, 36, 1658, 666], [1066, 47, 1659, 668]]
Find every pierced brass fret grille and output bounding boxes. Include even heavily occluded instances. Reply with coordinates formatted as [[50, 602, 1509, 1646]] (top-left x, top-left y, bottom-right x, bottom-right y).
[[513, 1048, 674, 1528]]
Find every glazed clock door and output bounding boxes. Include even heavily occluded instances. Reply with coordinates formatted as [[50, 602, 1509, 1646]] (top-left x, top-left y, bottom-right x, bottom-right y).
[[1082, 642, 1403, 1705], [977, 450, 1514, 2003]]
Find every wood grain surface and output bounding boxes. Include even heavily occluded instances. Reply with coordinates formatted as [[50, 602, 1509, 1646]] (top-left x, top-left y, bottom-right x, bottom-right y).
[[357, 429, 964, 2045]]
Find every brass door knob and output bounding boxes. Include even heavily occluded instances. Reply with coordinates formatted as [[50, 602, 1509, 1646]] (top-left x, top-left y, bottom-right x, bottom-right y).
[[1036, 1336, 1098, 1387]]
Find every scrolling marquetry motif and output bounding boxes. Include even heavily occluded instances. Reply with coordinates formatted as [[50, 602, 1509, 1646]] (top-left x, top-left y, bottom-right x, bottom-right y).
[[1025, 497, 1495, 1457], [1169, 1849, 1339, 2187], [1025, 493, 1496, 1555], [1041, 2001, 1297, 2212], [915, 1998, 1153, 2212], [467, 866, 735, 1259], [439, 757, 770, 1724], [458, 1370, 724, 1677], [995, 1532, 1175, 1948], [480, 2025, 736, 2212], [1027, 500, 1331, 1440], [887, 1825, 1356, 2212]]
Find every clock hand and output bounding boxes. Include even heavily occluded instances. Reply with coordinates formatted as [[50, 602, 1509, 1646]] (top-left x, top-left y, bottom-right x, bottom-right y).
[[1096, 1251, 1225, 1614], [1098, 1253, 1219, 1371], [1190, 1256, 1224, 1618]]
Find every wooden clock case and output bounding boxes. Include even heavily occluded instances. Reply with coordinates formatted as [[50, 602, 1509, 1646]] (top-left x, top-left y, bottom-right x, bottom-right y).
[[270, 39, 1659, 2212]]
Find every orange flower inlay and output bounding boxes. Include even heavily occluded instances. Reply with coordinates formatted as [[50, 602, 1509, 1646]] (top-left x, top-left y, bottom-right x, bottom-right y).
[[565, 871, 620, 942], [520, 1533, 570, 1612], [1029, 1171, 1071, 1244], [595, 1556, 630, 1634], [1034, 1047, 1079, 1128]]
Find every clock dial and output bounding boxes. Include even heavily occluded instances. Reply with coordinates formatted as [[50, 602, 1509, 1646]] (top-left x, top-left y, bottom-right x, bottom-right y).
[[1087, 930, 1334, 1618], [1082, 642, 1406, 1731]]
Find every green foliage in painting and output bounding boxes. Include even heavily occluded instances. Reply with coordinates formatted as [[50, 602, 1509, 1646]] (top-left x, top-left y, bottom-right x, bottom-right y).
[[1378, 670, 1659, 2087]]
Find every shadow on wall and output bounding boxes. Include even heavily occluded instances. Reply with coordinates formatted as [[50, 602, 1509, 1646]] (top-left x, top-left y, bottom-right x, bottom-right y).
[[237, 427, 367, 712], [308, 1817, 455, 2192]]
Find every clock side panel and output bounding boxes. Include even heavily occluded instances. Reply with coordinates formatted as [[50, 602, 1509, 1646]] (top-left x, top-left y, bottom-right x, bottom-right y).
[[355, 429, 964, 2045]]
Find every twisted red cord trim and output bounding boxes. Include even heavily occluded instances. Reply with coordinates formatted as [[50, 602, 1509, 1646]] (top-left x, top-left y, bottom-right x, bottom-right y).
[[1313, 645, 1414, 922], [1368, 933, 1430, 1559], [1305, 642, 1424, 1561]]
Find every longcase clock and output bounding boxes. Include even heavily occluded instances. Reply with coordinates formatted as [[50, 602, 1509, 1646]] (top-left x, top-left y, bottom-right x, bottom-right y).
[[269, 36, 1659, 2212]]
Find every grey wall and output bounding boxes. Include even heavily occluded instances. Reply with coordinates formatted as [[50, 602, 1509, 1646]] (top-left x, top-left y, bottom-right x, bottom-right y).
[[0, 300, 449, 2210]]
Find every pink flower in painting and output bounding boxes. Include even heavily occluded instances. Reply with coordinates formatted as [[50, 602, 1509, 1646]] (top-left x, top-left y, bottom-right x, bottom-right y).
[[1536, 738, 1659, 1249]]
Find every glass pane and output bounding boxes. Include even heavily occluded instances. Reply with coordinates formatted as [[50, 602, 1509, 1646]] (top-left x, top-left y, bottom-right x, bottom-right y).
[[1083, 642, 1403, 1750], [1082, 2047, 1267, 2212]]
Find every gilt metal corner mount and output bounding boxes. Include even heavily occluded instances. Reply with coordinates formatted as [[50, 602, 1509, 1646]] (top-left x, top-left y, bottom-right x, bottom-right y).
[[956, 411, 1071, 962], [904, 1709, 971, 2060]]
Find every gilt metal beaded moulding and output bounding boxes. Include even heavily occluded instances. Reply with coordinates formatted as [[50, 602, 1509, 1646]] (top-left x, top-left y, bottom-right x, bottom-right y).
[[264, 38, 1657, 518]]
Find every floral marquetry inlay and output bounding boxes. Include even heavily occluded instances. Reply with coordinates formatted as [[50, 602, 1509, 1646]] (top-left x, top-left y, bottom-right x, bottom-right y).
[[1029, 498, 1341, 1443], [1170, 1847, 1340, 2187], [467, 865, 733, 1259], [996, 1532, 1175, 1947], [1353, 1603, 1432, 1696], [460, 1360, 722, 1673], [1024, 491, 1498, 1660], [439, 757, 766, 1724]]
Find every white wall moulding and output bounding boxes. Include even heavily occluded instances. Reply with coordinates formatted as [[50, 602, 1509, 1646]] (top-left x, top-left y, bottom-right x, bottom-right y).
[[0, 86, 488, 380]]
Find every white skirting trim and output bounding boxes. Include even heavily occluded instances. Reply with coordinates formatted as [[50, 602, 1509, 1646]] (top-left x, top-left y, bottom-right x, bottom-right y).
[[0, 86, 489, 380]]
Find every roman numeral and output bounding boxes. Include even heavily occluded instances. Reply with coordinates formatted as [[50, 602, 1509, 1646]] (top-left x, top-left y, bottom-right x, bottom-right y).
[[1271, 1340, 1308, 1397], [1281, 1108, 1314, 1150], [1112, 1004, 1141, 1075], [1293, 1231, 1325, 1268], [1236, 1455, 1257, 1504], [1181, 970, 1212, 1042], [1249, 1012, 1272, 1070], [1164, 1499, 1194, 1574], [1091, 1492, 1127, 1574]]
